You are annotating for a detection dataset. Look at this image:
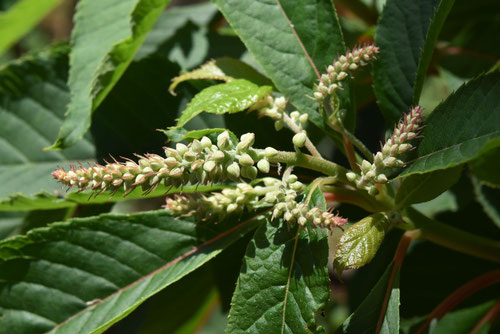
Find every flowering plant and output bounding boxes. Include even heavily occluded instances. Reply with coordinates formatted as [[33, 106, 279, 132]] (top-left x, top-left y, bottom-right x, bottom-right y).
[[0, 0, 499, 333]]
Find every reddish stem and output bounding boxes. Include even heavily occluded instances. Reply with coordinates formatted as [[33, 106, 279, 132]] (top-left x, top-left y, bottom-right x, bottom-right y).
[[470, 298, 500, 334], [375, 231, 418, 334], [343, 134, 359, 173], [415, 270, 500, 334]]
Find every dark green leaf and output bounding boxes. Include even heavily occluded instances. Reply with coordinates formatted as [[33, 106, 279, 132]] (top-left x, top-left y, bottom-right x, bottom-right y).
[[215, 57, 275, 88], [337, 260, 400, 334], [469, 146, 500, 187], [174, 79, 271, 128], [373, 0, 455, 124], [212, 0, 349, 131], [439, 0, 500, 78], [136, 2, 219, 61], [395, 166, 462, 208], [429, 301, 495, 334], [227, 218, 330, 333], [50, 0, 171, 149], [0, 48, 94, 210], [0, 0, 59, 55], [400, 72, 500, 177], [472, 176, 500, 229], [334, 213, 391, 275], [109, 265, 219, 334], [0, 210, 262, 333], [0, 212, 25, 239]]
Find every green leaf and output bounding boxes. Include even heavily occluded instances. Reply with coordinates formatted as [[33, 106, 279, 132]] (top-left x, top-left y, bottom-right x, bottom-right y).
[[0, 48, 95, 210], [395, 166, 462, 208], [0, 212, 25, 240], [212, 0, 349, 131], [136, 2, 219, 64], [334, 213, 391, 275], [337, 260, 400, 334], [429, 300, 495, 334], [438, 0, 500, 78], [174, 79, 271, 128], [471, 176, 500, 229], [373, 0, 455, 124], [412, 190, 458, 218], [0, 210, 262, 333], [227, 218, 330, 333], [111, 265, 219, 334], [214, 57, 275, 88], [469, 146, 500, 187], [0, 0, 59, 55], [49, 0, 171, 150], [400, 72, 500, 177], [169, 59, 233, 94]]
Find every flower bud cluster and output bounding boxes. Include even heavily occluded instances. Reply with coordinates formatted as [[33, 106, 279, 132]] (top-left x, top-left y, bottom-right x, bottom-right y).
[[255, 95, 309, 133], [254, 95, 310, 150], [52, 131, 273, 196], [165, 183, 259, 219], [314, 44, 379, 103], [346, 106, 424, 194], [269, 174, 348, 230], [164, 173, 347, 230]]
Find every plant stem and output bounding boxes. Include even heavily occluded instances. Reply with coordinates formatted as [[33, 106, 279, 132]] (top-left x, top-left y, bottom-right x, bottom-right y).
[[470, 298, 500, 334], [341, 126, 374, 162], [322, 185, 391, 212], [402, 208, 500, 263], [343, 134, 360, 172], [261, 150, 350, 182], [415, 270, 500, 334], [282, 113, 322, 158]]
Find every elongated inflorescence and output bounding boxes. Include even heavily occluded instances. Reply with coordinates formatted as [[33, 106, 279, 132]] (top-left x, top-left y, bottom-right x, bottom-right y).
[[52, 131, 273, 197], [346, 106, 424, 194], [314, 43, 379, 103], [165, 173, 347, 230], [270, 173, 348, 230]]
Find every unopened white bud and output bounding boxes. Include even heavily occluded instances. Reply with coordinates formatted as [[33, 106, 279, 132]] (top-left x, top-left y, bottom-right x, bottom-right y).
[[257, 159, 270, 173], [299, 114, 308, 125], [314, 92, 324, 100], [274, 120, 284, 131], [239, 153, 254, 166], [201, 136, 212, 148], [293, 132, 307, 148], [265, 147, 278, 158], [346, 172, 358, 182], [226, 163, 240, 179], [217, 131, 232, 150], [176, 143, 188, 156]]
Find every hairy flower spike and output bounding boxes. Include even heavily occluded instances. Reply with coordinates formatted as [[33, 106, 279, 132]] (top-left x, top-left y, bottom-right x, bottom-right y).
[[349, 106, 424, 194], [314, 43, 379, 103], [52, 131, 272, 197], [165, 183, 260, 220], [268, 173, 348, 231]]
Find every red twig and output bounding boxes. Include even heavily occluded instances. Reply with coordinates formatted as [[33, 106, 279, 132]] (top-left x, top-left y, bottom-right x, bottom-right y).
[[415, 269, 500, 334], [470, 298, 500, 334]]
